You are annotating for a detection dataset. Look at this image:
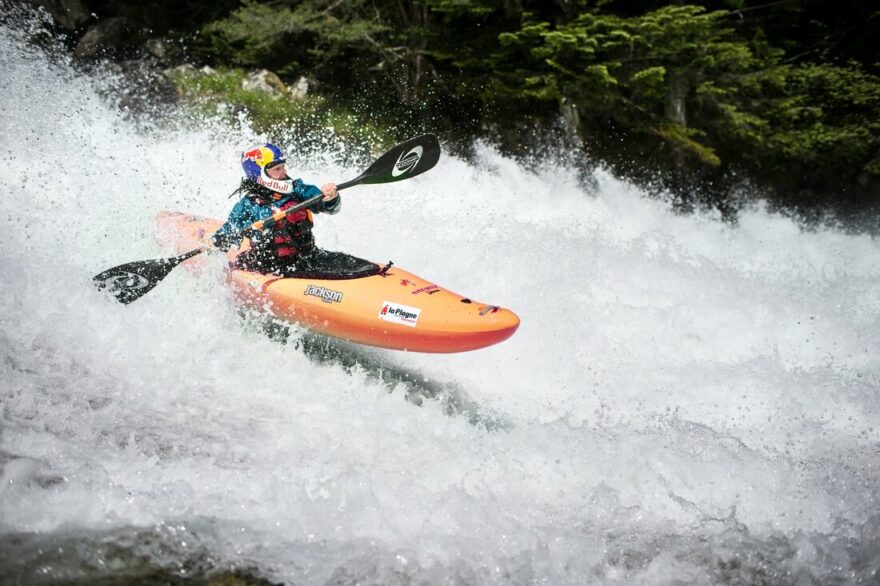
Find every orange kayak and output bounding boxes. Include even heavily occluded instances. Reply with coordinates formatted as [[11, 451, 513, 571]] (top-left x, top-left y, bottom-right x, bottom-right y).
[[155, 211, 520, 353]]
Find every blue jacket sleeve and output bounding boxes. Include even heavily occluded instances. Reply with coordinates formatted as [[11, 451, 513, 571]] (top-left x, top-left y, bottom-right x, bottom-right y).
[[212, 198, 259, 250]]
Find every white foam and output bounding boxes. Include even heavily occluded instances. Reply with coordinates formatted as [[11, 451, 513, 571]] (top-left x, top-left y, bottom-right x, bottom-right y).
[[1, 19, 878, 584]]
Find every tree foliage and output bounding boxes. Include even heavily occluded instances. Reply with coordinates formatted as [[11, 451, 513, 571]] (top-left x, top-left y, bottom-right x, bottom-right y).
[[82, 0, 880, 205], [494, 4, 880, 198]]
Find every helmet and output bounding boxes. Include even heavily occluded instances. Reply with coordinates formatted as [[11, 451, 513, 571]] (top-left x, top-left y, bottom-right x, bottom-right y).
[[240, 143, 295, 195]]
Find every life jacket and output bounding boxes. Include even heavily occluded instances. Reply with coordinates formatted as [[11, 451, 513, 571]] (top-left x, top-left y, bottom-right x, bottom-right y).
[[251, 195, 315, 259]]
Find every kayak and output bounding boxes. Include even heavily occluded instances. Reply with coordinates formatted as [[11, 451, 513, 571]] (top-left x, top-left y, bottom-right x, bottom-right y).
[[155, 211, 520, 353]]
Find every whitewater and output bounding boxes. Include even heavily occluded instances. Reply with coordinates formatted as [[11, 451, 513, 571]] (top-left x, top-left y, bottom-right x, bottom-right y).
[[1, 16, 879, 586]]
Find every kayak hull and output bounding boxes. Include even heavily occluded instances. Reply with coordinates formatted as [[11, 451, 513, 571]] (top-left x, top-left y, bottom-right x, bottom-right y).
[[155, 211, 519, 353]]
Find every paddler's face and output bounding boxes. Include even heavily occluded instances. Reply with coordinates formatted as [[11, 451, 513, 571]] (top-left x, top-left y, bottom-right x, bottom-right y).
[[266, 161, 288, 180]]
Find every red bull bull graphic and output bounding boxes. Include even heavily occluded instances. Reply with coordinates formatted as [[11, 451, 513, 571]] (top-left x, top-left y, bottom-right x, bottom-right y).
[[242, 147, 264, 162]]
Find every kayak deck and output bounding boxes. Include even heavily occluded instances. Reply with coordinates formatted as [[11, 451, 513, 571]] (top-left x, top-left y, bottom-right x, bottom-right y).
[[156, 211, 519, 353]]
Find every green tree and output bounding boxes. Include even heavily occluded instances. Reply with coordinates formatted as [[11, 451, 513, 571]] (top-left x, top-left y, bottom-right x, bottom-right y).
[[91, 0, 880, 205], [196, 0, 389, 79], [494, 3, 880, 201]]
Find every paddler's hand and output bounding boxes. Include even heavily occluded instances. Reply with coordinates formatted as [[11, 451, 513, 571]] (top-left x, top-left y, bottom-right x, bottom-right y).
[[211, 231, 235, 252], [321, 182, 338, 202]]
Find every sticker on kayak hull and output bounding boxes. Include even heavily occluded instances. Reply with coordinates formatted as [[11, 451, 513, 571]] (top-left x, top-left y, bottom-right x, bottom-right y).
[[412, 284, 440, 295], [378, 301, 421, 328], [304, 284, 343, 304]]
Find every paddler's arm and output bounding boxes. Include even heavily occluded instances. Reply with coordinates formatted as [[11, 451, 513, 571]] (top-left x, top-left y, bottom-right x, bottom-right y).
[[211, 197, 256, 251]]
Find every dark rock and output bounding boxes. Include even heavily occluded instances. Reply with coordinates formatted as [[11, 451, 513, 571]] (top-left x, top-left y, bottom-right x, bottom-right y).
[[110, 58, 181, 113], [74, 17, 144, 60], [162, 63, 197, 79], [145, 38, 168, 62], [26, 0, 89, 31]]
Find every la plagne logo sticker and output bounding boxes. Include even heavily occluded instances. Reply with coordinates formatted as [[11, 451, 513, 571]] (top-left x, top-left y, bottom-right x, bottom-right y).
[[378, 301, 421, 327], [391, 145, 423, 177]]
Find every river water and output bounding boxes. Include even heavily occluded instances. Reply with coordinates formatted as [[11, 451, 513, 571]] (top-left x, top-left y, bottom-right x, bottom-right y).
[[1, 15, 879, 586]]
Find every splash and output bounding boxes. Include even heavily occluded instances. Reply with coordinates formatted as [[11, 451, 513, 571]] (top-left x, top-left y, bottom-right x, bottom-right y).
[[1, 14, 879, 585]]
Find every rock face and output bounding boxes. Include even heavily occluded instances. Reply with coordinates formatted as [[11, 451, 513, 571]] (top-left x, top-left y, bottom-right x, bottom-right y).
[[240, 70, 310, 99], [145, 39, 168, 62], [241, 69, 289, 97], [290, 76, 309, 99], [26, 0, 89, 30], [104, 58, 181, 115], [74, 17, 144, 59]]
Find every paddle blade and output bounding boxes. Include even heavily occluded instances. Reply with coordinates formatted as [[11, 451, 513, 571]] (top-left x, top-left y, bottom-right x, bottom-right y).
[[93, 248, 204, 304], [338, 134, 441, 190]]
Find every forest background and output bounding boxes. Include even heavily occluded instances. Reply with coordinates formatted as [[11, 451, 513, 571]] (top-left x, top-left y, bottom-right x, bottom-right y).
[[20, 0, 880, 214]]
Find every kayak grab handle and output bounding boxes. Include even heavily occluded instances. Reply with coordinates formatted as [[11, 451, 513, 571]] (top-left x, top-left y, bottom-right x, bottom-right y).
[[379, 260, 394, 275]]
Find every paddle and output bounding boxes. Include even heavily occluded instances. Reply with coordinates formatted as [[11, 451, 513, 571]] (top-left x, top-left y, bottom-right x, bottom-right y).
[[93, 134, 441, 304]]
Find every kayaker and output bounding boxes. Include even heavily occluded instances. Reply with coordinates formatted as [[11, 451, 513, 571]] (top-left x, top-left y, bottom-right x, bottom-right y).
[[211, 143, 352, 276]]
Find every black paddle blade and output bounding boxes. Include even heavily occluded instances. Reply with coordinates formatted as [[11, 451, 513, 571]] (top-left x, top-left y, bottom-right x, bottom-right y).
[[93, 248, 204, 304], [337, 134, 441, 190]]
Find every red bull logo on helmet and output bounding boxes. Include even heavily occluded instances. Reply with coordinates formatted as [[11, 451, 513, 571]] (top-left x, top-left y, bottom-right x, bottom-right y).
[[242, 146, 277, 167], [243, 148, 264, 162], [256, 176, 294, 194], [241, 143, 289, 191]]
